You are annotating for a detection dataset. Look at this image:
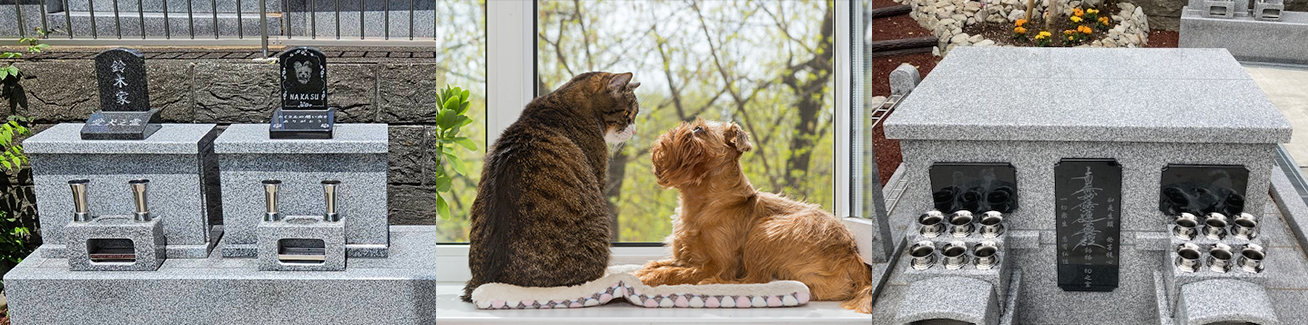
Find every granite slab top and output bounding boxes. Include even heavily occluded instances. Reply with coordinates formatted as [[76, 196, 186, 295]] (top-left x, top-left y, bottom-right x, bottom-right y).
[[23, 123, 218, 154], [884, 47, 1292, 144], [213, 123, 388, 154]]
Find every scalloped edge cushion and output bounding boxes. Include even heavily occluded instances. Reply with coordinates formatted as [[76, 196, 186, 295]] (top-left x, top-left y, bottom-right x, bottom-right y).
[[470, 265, 811, 310]]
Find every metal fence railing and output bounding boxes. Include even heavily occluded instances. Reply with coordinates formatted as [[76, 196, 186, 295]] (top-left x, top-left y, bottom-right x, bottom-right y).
[[3, 0, 441, 56]]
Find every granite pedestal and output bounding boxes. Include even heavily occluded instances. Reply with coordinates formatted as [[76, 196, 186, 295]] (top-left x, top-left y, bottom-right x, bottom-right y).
[[26, 123, 222, 259], [257, 215, 346, 271], [215, 123, 388, 258], [1180, 7, 1308, 64], [883, 47, 1292, 324], [63, 215, 166, 271]]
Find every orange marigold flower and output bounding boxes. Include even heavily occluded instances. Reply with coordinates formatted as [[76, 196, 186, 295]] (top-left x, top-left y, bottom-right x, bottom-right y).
[[1078, 25, 1092, 34], [1016, 19, 1028, 27], [1087, 8, 1099, 14], [1073, 8, 1085, 16], [1015, 26, 1028, 34], [1099, 17, 1110, 24], [1068, 36, 1074, 40], [1064, 30, 1076, 35]]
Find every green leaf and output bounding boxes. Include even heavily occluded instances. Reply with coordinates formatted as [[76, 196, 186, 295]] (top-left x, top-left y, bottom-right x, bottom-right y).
[[446, 153, 468, 175], [434, 175, 452, 192], [439, 109, 458, 130], [436, 194, 451, 220], [452, 137, 478, 151]]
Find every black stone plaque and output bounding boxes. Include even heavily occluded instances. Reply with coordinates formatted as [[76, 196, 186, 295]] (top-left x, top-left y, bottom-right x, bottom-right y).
[[94, 48, 150, 112], [271, 47, 333, 139], [1055, 158, 1121, 292], [80, 109, 162, 140], [82, 48, 160, 140], [1159, 165, 1249, 217], [928, 163, 1018, 214], [279, 47, 327, 109], [270, 108, 335, 139]]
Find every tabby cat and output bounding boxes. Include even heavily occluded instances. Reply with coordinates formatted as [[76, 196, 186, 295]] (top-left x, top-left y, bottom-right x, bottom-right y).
[[462, 72, 640, 302]]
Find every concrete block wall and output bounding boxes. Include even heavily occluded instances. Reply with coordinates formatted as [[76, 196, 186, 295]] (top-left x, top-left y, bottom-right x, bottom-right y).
[[8, 59, 449, 226]]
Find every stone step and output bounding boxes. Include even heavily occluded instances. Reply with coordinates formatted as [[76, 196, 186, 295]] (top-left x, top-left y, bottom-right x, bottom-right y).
[[58, 0, 283, 14], [284, 9, 440, 39], [47, 11, 284, 38]]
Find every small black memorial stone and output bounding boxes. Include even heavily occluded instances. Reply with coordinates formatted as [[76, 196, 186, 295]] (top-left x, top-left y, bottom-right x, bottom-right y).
[[1159, 165, 1249, 216], [80, 48, 161, 140], [928, 163, 1019, 214], [271, 47, 334, 139], [1055, 158, 1121, 292]]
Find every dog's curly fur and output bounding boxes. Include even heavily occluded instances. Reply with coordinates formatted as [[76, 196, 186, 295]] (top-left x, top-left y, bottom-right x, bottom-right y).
[[634, 118, 876, 314]]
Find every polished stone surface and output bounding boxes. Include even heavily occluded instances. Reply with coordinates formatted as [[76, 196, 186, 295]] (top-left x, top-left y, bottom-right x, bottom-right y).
[[26, 123, 221, 259], [215, 123, 388, 258], [63, 215, 166, 271], [256, 215, 346, 271]]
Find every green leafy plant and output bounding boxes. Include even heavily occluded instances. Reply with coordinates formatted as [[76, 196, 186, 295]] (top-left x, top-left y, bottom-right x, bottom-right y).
[[433, 85, 477, 219], [0, 116, 31, 267], [0, 28, 55, 81]]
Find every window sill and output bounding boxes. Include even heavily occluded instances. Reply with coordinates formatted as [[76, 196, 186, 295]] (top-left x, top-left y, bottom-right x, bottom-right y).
[[435, 282, 873, 324]]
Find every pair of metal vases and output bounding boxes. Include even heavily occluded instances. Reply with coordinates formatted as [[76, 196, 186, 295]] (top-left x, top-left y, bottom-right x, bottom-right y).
[[908, 240, 1001, 271], [1175, 242, 1266, 273], [917, 210, 1005, 239], [1173, 212, 1258, 241]]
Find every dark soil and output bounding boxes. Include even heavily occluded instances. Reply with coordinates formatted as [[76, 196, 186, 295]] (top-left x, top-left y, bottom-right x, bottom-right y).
[[872, 0, 933, 41], [1146, 30, 1178, 48]]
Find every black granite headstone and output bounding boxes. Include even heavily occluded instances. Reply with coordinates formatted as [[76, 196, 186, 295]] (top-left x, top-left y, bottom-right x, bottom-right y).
[[1159, 165, 1249, 217], [94, 48, 150, 111], [271, 47, 333, 139], [81, 48, 161, 140], [928, 163, 1019, 214], [1055, 158, 1121, 292]]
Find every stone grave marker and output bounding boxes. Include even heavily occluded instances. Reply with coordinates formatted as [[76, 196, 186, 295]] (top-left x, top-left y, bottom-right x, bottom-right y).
[[272, 47, 335, 139], [80, 48, 162, 140]]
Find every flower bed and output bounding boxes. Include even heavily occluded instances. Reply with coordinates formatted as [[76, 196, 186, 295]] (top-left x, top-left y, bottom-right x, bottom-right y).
[[896, 0, 1151, 55]]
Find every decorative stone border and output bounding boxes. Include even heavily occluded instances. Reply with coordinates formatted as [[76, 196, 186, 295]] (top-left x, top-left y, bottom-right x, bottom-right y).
[[895, 0, 1151, 55]]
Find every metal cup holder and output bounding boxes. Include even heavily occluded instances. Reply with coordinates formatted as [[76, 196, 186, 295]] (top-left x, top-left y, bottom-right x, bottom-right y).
[[1174, 213, 1198, 241], [973, 241, 1000, 270], [1233, 213, 1258, 240], [1176, 243, 1202, 273], [909, 241, 937, 270], [1239, 244, 1265, 273], [978, 211, 1004, 238], [1204, 212, 1228, 240], [941, 241, 969, 270], [918, 211, 945, 238], [1207, 243, 1233, 273], [949, 211, 974, 238]]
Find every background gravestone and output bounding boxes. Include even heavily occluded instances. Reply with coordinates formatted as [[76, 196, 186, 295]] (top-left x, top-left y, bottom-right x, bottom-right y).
[[272, 47, 335, 139], [81, 48, 161, 140]]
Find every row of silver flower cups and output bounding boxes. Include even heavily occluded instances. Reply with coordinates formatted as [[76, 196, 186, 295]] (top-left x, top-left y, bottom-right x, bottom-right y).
[[1175, 242, 1265, 273], [917, 210, 1005, 238], [1173, 212, 1258, 241], [909, 240, 1000, 270]]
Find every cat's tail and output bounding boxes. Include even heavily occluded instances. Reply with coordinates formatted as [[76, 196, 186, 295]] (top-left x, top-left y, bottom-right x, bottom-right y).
[[838, 263, 877, 314], [461, 282, 479, 302]]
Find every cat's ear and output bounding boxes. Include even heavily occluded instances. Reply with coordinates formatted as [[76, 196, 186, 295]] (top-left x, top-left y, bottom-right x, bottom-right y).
[[726, 123, 752, 153], [608, 72, 634, 94]]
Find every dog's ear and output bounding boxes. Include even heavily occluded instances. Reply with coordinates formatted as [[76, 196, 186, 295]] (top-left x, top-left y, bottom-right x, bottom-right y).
[[726, 123, 752, 153]]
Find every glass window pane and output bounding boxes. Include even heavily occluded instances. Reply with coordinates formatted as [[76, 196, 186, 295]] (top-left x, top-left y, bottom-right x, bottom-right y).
[[537, 0, 836, 242], [432, 0, 486, 243]]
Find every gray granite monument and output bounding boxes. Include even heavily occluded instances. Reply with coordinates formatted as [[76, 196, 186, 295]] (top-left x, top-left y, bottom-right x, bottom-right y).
[[880, 47, 1293, 324], [80, 48, 163, 140]]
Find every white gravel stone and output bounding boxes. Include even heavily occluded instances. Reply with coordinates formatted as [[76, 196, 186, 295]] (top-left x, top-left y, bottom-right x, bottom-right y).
[[951, 33, 971, 44], [969, 34, 985, 43], [975, 39, 996, 46], [1008, 9, 1026, 21]]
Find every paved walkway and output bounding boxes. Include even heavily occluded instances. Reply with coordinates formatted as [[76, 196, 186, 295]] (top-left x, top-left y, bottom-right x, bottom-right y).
[[1245, 63, 1308, 173]]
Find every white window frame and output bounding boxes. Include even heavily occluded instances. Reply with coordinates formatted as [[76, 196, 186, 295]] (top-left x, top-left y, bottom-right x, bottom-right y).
[[437, 0, 855, 283]]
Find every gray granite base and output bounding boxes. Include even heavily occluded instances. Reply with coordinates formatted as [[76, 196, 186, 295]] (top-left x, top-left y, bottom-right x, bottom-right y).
[[257, 216, 346, 271], [63, 215, 166, 272], [895, 276, 1000, 325], [1180, 8, 1308, 65], [215, 124, 389, 258], [26, 123, 221, 259], [1176, 279, 1280, 325], [2, 226, 439, 325]]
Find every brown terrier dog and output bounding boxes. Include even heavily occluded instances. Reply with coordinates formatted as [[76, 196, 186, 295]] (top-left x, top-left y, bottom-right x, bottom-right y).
[[634, 118, 876, 313]]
